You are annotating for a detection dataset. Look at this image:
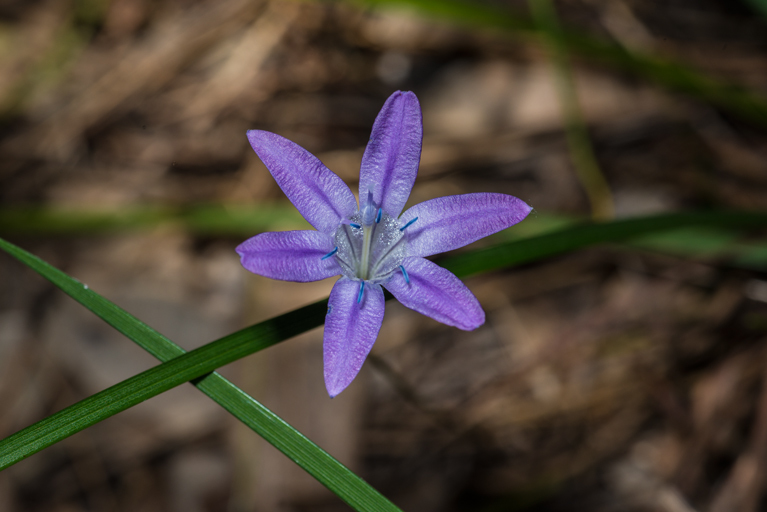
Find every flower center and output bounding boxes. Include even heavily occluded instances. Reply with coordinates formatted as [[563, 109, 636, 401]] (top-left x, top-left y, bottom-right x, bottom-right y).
[[332, 208, 407, 284]]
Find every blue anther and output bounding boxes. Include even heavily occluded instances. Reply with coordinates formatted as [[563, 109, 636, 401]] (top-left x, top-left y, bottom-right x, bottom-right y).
[[376, 208, 382, 223], [349, 222, 361, 229], [399, 217, 418, 231], [399, 265, 410, 284], [321, 247, 338, 260], [357, 281, 365, 303]]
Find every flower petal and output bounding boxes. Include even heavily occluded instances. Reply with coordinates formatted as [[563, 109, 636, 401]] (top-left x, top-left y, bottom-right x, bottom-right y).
[[385, 257, 485, 330], [324, 277, 385, 397], [236, 231, 341, 282], [247, 130, 357, 234], [359, 91, 423, 218], [401, 193, 532, 257]]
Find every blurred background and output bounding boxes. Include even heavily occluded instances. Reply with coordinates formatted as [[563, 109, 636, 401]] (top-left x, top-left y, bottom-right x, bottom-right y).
[[2, 0, 767, 510]]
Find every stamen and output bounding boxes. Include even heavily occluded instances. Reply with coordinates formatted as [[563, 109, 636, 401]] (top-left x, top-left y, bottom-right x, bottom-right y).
[[333, 207, 408, 285], [357, 281, 365, 303], [399, 265, 410, 284], [321, 247, 338, 260], [399, 217, 418, 231], [341, 219, 362, 229]]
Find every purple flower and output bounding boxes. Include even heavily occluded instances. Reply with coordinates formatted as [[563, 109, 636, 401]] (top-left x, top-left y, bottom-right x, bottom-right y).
[[237, 91, 532, 397]]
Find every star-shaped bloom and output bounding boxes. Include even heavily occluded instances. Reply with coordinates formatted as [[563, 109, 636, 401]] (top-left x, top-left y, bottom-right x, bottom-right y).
[[237, 91, 532, 397]]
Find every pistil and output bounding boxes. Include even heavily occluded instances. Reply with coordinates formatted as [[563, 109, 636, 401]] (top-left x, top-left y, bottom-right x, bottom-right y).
[[331, 202, 407, 287], [358, 190, 380, 281], [359, 225, 374, 280]]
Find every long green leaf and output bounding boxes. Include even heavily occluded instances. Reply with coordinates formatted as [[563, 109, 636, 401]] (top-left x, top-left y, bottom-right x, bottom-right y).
[[0, 238, 398, 512], [0, 204, 306, 235], [439, 210, 767, 277], [742, 0, 767, 18], [2, 210, 767, 499], [346, 0, 767, 127]]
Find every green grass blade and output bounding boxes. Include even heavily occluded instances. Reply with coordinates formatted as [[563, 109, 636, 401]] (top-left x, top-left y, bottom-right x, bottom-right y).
[[346, 0, 767, 127], [0, 204, 307, 236], [2, 210, 767, 503], [528, 0, 614, 220], [438, 210, 767, 277], [0, 298, 320, 465], [0, 238, 399, 512], [625, 227, 767, 270], [742, 0, 767, 18]]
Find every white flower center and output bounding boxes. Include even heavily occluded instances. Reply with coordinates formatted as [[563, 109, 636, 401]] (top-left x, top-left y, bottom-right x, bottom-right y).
[[333, 209, 407, 284]]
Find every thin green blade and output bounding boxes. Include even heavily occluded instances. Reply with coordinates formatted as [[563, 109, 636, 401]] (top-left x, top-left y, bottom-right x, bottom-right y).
[[0, 237, 399, 512], [2, 210, 767, 506], [347, 0, 767, 127], [0, 204, 307, 236], [439, 211, 767, 277]]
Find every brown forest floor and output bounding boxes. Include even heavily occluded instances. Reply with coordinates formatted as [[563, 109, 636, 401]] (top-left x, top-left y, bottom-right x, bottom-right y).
[[3, 0, 767, 511]]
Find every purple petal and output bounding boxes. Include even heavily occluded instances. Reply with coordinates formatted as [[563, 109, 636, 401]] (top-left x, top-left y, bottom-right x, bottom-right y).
[[359, 91, 423, 218], [247, 130, 357, 234], [401, 193, 532, 257], [385, 257, 485, 330], [236, 231, 341, 282], [324, 277, 385, 397]]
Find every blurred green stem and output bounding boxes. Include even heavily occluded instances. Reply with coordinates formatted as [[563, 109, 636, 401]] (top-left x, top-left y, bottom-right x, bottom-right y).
[[528, 0, 614, 220], [346, 0, 767, 128]]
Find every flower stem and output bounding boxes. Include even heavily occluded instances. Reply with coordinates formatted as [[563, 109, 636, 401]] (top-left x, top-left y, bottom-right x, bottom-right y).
[[529, 0, 614, 221]]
